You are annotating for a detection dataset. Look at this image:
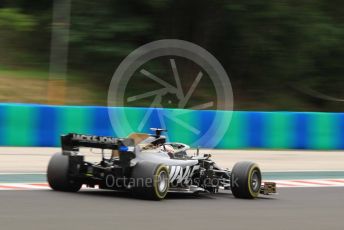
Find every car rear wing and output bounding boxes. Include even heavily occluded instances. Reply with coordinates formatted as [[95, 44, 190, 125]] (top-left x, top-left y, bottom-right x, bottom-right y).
[[61, 133, 136, 166], [61, 133, 135, 152]]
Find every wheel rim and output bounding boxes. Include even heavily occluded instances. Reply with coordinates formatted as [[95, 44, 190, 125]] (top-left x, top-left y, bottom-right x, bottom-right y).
[[157, 171, 168, 193], [251, 170, 261, 192]]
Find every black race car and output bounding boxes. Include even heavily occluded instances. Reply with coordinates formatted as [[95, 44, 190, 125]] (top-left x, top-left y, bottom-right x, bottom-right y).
[[47, 128, 276, 200]]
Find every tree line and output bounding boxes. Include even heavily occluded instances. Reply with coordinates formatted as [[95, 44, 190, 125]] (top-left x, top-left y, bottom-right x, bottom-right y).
[[0, 0, 343, 111]]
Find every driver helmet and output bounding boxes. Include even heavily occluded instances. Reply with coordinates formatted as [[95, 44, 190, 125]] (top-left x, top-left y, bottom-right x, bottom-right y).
[[160, 144, 175, 154]]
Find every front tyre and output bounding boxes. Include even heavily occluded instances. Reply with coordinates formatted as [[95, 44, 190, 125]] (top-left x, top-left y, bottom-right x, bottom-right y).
[[47, 153, 82, 192], [231, 161, 262, 199], [131, 161, 169, 200]]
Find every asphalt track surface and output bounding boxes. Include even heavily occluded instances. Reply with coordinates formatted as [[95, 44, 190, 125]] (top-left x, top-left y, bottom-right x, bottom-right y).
[[1, 148, 343, 230], [0, 187, 343, 230]]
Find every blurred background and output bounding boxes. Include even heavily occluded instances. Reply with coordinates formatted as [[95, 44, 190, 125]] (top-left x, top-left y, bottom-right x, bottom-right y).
[[0, 0, 343, 111]]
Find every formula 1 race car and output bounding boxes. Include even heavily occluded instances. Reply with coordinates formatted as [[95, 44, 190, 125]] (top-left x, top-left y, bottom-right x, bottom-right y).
[[47, 128, 276, 200]]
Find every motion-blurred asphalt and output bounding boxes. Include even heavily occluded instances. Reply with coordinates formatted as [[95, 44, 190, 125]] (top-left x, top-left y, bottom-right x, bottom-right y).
[[0, 187, 343, 230]]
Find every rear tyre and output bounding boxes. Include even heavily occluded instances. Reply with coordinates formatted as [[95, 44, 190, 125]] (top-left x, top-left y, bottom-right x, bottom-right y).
[[47, 153, 82, 192], [131, 161, 169, 200], [230, 161, 261, 199]]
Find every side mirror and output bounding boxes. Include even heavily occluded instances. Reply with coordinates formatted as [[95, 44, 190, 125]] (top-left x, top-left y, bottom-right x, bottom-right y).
[[203, 154, 211, 159]]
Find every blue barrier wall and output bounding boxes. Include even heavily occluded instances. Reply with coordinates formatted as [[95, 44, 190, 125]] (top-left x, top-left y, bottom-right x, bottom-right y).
[[0, 103, 343, 149]]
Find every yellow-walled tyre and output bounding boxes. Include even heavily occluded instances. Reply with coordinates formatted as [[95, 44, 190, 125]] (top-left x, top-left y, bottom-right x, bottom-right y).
[[230, 161, 262, 199], [131, 161, 169, 200]]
